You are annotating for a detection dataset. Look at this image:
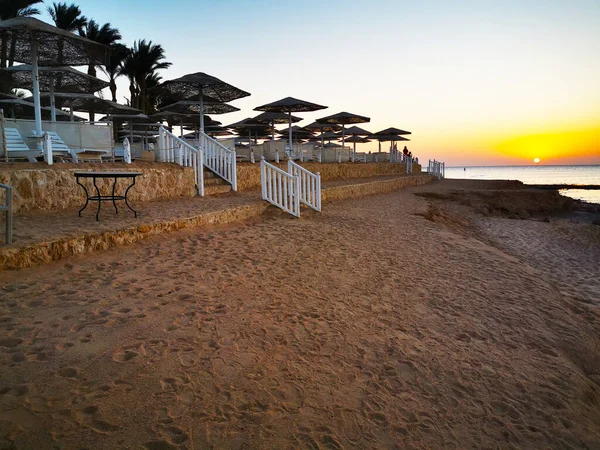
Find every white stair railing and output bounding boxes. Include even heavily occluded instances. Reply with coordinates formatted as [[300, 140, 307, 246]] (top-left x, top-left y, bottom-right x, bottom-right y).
[[198, 131, 237, 191], [158, 126, 204, 196], [261, 157, 300, 217], [405, 156, 413, 174], [428, 159, 445, 179], [288, 160, 321, 212]]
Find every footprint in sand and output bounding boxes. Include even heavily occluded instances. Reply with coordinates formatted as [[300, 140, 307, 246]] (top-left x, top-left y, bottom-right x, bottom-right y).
[[0, 385, 29, 396], [159, 426, 189, 445], [0, 338, 23, 348], [143, 441, 179, 450], [75, 404, 120, 435], [112, 348, 139, 363]]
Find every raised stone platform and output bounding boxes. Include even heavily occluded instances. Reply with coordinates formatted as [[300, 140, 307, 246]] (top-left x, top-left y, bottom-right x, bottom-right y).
[[0, 174, 433, 270]]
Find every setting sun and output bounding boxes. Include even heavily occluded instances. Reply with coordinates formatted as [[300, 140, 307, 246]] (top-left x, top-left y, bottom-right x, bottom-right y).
[[533, 158, 540, 164]]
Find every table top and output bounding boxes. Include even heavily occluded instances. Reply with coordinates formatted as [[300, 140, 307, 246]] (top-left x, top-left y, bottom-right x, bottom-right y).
[[74, 172, 143, 178]]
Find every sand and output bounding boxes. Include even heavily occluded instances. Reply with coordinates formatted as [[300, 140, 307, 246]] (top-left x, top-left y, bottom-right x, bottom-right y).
[[1, 180, 599, 449]]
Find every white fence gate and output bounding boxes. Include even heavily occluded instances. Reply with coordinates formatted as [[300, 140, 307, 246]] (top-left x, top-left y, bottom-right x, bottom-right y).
[[158, 126, 204, 196], [288, 160, 321, 212], [428, 160, 445, 179], [198, 131, 237, 191], [261, 157, 300, 217]]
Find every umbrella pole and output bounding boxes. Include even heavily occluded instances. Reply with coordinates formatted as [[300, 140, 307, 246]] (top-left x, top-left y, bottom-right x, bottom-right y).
[[321, 127, 324, 155], [342, 124, 346, 163], [180, 118, 183, 139], [69, 106, 74, 122], [353, 141, 356, 162], [49, 74, 56, 123], [30, 40, 43, 137], [271, 120, 274, 141], [288, 111, 292, 158], [199, 90, 204, 134]]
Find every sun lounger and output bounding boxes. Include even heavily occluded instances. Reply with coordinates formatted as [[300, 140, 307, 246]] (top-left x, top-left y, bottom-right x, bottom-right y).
[[2, 127, 41, 162]]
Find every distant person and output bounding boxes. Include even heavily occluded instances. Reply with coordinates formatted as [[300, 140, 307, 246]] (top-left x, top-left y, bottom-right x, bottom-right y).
[[408, 151, 412, 158], [403, 146, 409, 156]]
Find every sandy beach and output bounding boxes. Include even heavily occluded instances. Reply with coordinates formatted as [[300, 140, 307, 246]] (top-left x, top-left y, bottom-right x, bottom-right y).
[[1, 180, 599, 449]]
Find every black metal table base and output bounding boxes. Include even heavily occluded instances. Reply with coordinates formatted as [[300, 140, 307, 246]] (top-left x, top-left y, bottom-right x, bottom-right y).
[[75, 172, 142, 221]]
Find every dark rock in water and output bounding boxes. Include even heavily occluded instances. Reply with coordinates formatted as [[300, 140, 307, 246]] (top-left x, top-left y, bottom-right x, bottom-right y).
[[593, 219, 600, 226], [543, 217, 551, 223]]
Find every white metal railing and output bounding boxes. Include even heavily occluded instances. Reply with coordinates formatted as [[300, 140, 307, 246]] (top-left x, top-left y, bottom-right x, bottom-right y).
[[42, 133, 53, 165], [158, 126, 204, 196], [261, 157, 300, 217], [288, 160, 321, 212], [428, 159, 445, 179], [198, 131, 237, 191], [405, 156, 413, 174]]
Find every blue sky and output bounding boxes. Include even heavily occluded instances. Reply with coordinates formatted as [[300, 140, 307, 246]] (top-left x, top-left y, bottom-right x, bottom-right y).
[[39, 0, 600, 164]]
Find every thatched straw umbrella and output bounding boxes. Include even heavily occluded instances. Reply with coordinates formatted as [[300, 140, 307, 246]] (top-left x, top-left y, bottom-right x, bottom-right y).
[[254, 97, 326, 156], [316, 112, 370, 160], [252, 111, 302, 140], [0, 17, 109, 136], [0, 65, 109, 121], [157, 72, 250, 133], [372, 127, 412, 155], [342, 125, 372, 160]]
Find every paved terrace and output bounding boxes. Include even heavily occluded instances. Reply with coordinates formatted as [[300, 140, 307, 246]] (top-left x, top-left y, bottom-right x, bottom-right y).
[[0, 174, 433, 270]]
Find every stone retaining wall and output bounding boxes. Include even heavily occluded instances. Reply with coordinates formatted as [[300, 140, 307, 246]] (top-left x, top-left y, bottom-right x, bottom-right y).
[[237, 161, 421, 190], [1, 161, 422, 213], [322, 175, 432, 202], [0, 162, 196, 213]]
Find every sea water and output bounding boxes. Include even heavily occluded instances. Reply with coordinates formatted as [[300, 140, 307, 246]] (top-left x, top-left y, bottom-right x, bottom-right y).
[[445, 165, 600, 204]]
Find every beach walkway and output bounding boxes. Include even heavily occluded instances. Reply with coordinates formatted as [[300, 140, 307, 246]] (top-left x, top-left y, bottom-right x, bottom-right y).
[[0, 174, 432, 270]]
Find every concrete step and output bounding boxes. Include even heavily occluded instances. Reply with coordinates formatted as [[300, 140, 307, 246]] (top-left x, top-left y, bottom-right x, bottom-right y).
[[204, 184, 232, 196], [204, 176, 228, 186]]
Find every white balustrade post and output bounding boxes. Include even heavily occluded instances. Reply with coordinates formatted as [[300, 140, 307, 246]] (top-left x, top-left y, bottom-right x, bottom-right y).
[[43, 133, 53, 165], [231, 149, 237, 191], [287, 159, 292, 175], [158, 126, 164, 162], [123, 138, 132, 164], [294, 174, 301, 218], [275, 150, 279, 163], [177, 142, 183, 166], [316, 172, 321, 212], [260, 157, 267, 200], [318, 149, 322, 163], [250, 150, 255, 164]]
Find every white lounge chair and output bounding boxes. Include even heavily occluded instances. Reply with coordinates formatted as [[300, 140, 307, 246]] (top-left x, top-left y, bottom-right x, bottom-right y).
[[2, 127, 41, 162]]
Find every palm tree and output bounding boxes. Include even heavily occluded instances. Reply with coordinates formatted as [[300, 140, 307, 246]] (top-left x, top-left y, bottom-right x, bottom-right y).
[[144, 72, 163, 114], [47, 2, 87, 33], [0, 0, 43, 71], [79, 20, 122, 78], [121, 40, 171, 113], [119, 48, 138, 108], [105, 43, 128, 102]]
